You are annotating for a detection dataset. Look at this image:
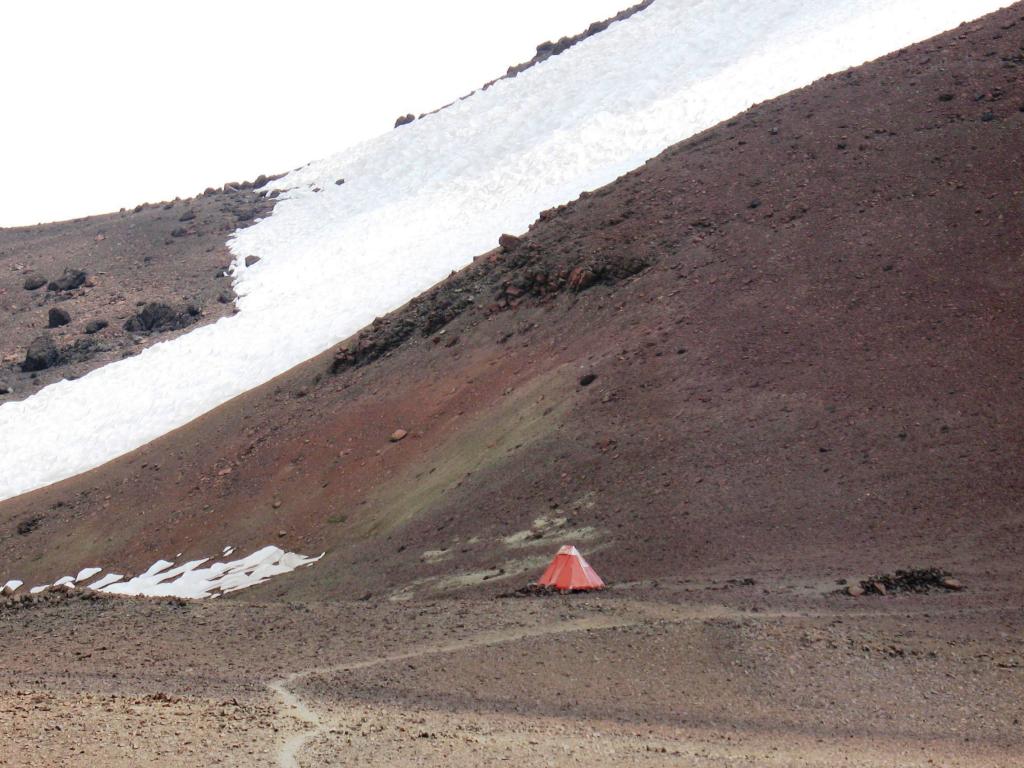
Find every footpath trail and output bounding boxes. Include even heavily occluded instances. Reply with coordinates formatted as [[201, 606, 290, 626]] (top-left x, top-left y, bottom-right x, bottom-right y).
[[266, 612, 637, 767], [264, 599, 1023, 768]]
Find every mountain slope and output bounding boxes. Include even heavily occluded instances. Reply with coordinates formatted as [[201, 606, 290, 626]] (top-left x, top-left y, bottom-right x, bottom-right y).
[[1, 0, 1005, 503], [2, 4, 1023, 599]]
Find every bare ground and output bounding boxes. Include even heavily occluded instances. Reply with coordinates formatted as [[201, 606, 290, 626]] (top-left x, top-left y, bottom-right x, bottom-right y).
[[1, 588, 1021, 767]]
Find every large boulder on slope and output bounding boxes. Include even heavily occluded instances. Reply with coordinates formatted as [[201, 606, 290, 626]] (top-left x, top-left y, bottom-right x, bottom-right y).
[[47, 268, 87, 292], [124, 302, 200, 334], [21, 334, 59, 372], [47, 307, 71, 328], [23, 274, 47, 291]]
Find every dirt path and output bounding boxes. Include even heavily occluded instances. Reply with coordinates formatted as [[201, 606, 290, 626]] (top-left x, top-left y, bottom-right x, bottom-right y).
[[267, 613, 635, 767], [264, 599, 1024, 767]]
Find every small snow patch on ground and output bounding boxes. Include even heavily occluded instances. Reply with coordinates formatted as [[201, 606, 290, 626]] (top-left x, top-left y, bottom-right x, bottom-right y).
[[9, 546, 321, 600], [75, 567, 102, 583], [86, 573, 124, 591]]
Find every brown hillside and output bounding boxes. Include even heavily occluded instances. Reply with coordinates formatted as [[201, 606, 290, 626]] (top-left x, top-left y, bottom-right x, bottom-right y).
[[1, 4, 1022, 605]]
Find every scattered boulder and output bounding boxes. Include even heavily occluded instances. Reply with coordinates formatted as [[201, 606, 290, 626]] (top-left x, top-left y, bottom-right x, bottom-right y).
[[22, 274, 46, 291], [0, 382, 11, 395], [59, 337, 106, 365], [568, 266, 597, 292], [16, 516, 42, 535], [579, 373, 597, 387], [498, 233, 521, 251], [394, 113, 416, 128], [84, 319, 108, 334], [21, 334, 59, 372], [47, 307, 71, 328], [845, 568, 963, 596], [170, 227, 188, 238], [390, 429, 409, 442], [217, 289, 235, 304], [244, 255, 261, 267], [47, 268, 87, 292], [124, 302, 200, 334], [178, 210, 196, 222]]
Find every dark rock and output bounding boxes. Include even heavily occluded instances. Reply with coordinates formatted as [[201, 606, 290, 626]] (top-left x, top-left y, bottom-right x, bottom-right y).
[[61, 337, 106, 365], [178, 210, 196, 222], [938, 93, 955, 101], [170, 227, 188, 238], [124, 303, 198, 334], [394, 113, 416, 128], [84, 319, 108, 334], [244, 255, 260, 267], [849, 568, 960, 596], [0, 382, 11, 395], [499, 233, 521, 251], [47, 268, 87, 292], [579, 373, 597, 387], [217, 290, 234, 304], [47, 307, 71, 328], [335, 178, 345, 186], [16, 516, 42, 535], [22, 335, 59, 372], [22, 274, 46, 291]]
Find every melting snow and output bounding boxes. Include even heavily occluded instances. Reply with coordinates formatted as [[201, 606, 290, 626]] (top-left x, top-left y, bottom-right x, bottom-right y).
[[0, 0, 1007, 502], [2, 580, 23, 593], [85, 573, 124, 591], [8, 546, 321, 600], [75, 567, 102, 583]]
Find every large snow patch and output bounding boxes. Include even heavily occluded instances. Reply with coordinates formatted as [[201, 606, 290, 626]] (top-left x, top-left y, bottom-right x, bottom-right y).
[[14, 546, 322, 600], [0, 0, 1007, 501]]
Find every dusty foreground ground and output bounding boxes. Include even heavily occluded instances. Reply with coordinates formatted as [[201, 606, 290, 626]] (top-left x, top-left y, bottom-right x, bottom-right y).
[[2, 582, 1021, 767]]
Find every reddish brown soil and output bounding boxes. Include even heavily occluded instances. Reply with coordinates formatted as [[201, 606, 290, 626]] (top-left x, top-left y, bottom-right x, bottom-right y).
[[0, 182, 275, 400]]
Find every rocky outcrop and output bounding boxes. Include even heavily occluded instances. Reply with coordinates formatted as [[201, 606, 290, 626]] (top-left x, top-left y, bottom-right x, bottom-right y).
[[47, 268, 87, 292], [124, 303, 200, 334]]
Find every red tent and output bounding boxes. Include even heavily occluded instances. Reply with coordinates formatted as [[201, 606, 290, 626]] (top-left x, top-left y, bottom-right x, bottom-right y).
[[537, 545, 605, 591]]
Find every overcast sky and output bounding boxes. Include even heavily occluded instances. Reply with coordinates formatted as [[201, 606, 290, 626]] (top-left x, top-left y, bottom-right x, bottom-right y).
[[0, 0, 630, 227]]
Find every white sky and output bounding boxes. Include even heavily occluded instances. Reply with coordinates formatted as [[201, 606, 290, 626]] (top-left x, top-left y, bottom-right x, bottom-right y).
[[0, 0, 630, 227]]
